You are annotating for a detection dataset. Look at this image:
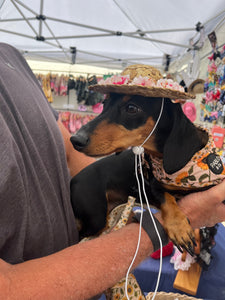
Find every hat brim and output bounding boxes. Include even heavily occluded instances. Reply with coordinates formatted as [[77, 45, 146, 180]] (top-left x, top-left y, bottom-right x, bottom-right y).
[[89, 84, 195, 100], [188, 79, 205, 95]]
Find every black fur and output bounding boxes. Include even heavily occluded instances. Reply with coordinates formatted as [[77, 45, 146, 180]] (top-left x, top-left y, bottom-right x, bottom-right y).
[[70, 150, 136, 239]]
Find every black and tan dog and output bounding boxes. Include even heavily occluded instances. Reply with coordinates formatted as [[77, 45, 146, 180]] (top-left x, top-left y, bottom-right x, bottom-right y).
[[70, 64, 225, 254]]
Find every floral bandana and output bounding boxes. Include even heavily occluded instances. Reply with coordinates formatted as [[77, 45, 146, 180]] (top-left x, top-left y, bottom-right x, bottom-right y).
[[150, 127, 225, 188]]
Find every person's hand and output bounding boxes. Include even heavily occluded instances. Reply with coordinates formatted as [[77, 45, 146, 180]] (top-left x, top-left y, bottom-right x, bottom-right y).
[[178, 179, 225, 228]]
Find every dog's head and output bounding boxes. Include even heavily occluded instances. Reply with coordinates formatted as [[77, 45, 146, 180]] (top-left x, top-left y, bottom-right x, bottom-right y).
[[71, 93, 207, 174], [71, 94, 164, 156]]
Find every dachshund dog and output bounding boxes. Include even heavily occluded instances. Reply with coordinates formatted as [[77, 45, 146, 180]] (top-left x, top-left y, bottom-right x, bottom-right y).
[[70, 93, 223, 253]]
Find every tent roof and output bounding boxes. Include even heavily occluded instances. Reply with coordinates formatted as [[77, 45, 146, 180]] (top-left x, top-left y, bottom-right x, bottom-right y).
[[1, 0, 225, 71]]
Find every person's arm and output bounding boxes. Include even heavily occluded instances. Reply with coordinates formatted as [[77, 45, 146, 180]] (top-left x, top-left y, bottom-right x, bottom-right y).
[[0, 181, 225, 299], [57, 120, 95, 177], [0, 223, 152, 300], [153, 180, 225, 229], [178, 180, 225, 228]]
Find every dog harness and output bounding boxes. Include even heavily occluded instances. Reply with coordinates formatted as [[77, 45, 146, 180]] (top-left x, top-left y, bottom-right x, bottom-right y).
[[150, 127, 225, 188]]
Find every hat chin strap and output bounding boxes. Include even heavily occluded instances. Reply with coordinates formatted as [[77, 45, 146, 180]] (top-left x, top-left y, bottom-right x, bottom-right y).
[[127, 97, 165, 300], [132, 97, 165, 155]]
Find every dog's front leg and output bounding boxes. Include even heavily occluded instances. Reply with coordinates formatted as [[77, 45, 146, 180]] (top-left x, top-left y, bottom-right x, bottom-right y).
[[160, 192, 196, 254]]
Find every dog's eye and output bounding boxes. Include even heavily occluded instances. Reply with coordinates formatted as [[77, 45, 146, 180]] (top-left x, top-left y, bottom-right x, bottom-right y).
[[126, 104, 141, 114]]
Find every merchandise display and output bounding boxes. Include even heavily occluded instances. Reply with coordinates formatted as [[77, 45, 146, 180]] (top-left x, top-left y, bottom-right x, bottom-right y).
[[200, 45, 225, 125], [36, 73, 104, 108], [58, 111, 96, 134]]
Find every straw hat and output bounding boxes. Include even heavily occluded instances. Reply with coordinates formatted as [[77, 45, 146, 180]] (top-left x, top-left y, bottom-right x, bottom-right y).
[[146, 291, 203, 299], [188, 79, 205, 95], [182, 101, 197, 122], [89, 64, 195, 100]]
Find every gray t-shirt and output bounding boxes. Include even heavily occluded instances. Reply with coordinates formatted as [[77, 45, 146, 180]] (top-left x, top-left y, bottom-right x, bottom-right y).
[[0, 43, 79, 264]]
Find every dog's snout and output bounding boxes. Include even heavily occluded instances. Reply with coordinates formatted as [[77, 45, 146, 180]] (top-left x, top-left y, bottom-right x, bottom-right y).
[[70, 133, 90, 151]]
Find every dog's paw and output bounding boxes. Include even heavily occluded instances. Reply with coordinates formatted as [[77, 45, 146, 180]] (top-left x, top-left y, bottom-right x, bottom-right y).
[[165, 216, 196, 255], [160, 192, 196, 255]]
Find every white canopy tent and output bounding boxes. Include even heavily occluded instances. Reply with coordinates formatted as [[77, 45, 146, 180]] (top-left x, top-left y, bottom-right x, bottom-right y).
[[0, 0, 225, 76]]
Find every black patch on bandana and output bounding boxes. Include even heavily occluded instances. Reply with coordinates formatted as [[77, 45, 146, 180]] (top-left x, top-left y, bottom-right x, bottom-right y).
[[206, 153, 224, 174]]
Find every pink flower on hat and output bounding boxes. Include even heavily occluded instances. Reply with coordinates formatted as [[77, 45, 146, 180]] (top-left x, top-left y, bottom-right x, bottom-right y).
[[98, 75, 130, 85], [157, 79, 184, 92], [112, 75, 130, 85], [131, 76, 156, 87]]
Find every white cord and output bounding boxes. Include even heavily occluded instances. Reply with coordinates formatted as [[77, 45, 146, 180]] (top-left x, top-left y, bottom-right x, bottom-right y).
[[125, 153, 144, 299], [140, 98, 164, 148], [125, 98, 165, 300], [138, 153, 163, 300]]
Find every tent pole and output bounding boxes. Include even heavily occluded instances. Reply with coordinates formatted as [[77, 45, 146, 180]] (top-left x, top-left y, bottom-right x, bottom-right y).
[[112, 0, 139, 29], [38, 0, 44, 37], [203, 9, 225, 26], [126, 28, 195, 35], [43, 21, 70, 60], [46, 33, 114, 40], [25, 53, 70, 64], [0, 28, 34, 39], [13, 0, 37, 15], [45, 32, 190, 49], [123, 33, 192, 49], [78, 49, 116, 60], [0, 17, 36, 22], [11, 0, 38, 35], [214, 14, 225, 31], [47, 16, 115, 34]]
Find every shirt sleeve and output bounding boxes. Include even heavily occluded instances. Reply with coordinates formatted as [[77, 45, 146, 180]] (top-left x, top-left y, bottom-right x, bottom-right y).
[[49, 104, 59, 121]]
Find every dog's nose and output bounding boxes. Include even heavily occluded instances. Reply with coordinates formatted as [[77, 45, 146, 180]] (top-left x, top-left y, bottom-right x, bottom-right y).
[[70, 133, 89, 151]]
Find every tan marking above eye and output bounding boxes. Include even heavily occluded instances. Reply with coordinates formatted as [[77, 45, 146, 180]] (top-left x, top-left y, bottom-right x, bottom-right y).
[[122, 95, 131, 102]]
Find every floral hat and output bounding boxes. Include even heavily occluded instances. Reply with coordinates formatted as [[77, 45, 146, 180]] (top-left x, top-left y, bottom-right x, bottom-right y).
[[89, 64, 195, 100]]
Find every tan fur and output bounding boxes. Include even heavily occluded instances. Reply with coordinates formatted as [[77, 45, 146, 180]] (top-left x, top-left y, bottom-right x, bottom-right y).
[[161, 192, 194, 245], [82, 118, 158, 157]]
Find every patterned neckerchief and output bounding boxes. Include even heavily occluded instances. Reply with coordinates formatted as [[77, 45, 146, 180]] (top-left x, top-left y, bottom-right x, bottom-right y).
[[149, 127, 225, 188]]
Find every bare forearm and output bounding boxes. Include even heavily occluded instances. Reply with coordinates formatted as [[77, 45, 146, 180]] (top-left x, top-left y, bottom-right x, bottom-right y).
[[2, 223, 152, 300], [178, 181, 225, 228]]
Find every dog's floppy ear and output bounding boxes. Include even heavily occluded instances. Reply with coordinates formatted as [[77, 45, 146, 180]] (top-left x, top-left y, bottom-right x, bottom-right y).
[[163, 105, 203, 174]]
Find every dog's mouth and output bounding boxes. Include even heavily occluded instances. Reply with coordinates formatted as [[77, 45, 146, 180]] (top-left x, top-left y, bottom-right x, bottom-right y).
[[80, 147, 125, 158]]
